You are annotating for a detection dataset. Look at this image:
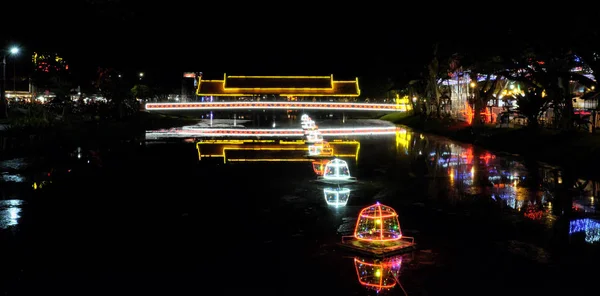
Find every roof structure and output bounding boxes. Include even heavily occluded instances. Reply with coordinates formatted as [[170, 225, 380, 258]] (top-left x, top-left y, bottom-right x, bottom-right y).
[[196, 74, 360, 97]]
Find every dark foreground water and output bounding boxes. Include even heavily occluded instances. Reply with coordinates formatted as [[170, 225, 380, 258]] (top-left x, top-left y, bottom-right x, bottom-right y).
[[1, 121, 600, 295]]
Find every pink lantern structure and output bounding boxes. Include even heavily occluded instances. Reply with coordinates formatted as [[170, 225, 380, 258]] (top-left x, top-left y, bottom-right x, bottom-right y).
[[339, 202, 416, 256]]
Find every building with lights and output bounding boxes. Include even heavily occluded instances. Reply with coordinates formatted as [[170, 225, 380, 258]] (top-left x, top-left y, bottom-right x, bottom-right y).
[[195, 74, 360, 102], [32, 52, 69, 73]]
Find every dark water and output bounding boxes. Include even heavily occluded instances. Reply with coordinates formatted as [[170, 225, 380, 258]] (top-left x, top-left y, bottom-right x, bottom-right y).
[[1, 123, 600, 295]]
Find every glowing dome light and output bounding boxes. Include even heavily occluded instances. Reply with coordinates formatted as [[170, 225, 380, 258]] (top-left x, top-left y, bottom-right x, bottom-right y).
[[306, 130, 323, 143], [301, 114, 310, 122], [354, 256, 402, 292], [324, 187, 350, 207], [322, 158, 351, 180], [354, 203, 402, 241]]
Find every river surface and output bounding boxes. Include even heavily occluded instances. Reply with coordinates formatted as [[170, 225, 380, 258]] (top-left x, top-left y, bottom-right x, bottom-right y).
[[1, 119, 599, 295]]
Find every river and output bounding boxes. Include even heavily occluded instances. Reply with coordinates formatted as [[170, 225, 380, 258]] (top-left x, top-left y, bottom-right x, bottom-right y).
[[1, 119, 599, 295]]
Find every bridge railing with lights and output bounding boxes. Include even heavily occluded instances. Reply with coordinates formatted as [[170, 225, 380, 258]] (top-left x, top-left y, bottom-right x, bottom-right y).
[[144, 102, 405, 112]]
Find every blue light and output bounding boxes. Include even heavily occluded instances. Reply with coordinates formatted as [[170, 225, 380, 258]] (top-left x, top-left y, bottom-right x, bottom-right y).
[[569, 218, 600, 243]]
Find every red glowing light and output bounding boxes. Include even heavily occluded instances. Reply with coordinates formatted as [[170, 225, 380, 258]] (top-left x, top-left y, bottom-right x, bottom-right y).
[[312, 159, 329, 176]]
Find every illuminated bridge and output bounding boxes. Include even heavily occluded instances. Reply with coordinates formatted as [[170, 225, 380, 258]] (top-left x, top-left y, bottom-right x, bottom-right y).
[[144, 102, 405, 112]]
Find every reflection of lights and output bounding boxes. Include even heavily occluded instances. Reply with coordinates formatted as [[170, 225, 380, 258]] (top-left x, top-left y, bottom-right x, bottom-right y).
[[145, 102, 404, 111], [324, 187, 350, 207], [301, 120, 315, 129], [308, 142, 333, 156], [354, 202, 402, 241], [354, 256, 402, 292], [196, 140, 359, 162], [395, 129, 410, 150], [308, 144, 322, 156], [569, 218, 600, 243], [306, 130, 323, 143], [323, 158, 352, 181], [147, 126, 400, 138], [0, 200, 23, 229], [312, 160, 329, 175]]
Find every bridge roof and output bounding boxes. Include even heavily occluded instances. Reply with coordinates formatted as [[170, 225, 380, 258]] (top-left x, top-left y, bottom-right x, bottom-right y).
[[197, 74, 360, 97]]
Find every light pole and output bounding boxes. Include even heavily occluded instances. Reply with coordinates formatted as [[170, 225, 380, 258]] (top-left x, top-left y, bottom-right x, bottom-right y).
[[0, 46, 19, 119], [12, 47, 18, 91]]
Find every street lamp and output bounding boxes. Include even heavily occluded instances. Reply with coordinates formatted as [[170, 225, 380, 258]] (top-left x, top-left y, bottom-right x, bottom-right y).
[[9, 47, 19, 91], [0, 46, 19, 119], [139, 72, 144, 80]]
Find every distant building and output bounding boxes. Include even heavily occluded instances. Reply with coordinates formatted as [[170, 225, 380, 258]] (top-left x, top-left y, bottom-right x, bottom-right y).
[[195, 74, 360, 102], [32, 52, 69, 73]]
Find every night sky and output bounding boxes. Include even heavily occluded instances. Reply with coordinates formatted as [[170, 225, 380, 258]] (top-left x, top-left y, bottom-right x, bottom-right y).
[[3, 1, 599, 90]]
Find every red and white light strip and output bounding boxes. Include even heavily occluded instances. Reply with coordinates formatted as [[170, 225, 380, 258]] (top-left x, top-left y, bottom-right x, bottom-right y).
[[146, 126, 401, 137], [145, 102, 403, 112]]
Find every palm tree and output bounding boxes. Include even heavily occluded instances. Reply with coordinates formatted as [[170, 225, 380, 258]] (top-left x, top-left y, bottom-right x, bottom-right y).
[[512, 87, 548, 130]]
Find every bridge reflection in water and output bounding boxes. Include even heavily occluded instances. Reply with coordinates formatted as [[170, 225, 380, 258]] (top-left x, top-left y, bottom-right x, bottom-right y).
[[195, 139, 360, 163]]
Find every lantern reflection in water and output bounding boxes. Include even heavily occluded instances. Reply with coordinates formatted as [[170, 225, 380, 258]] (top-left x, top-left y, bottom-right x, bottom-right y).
[[312, 159, 329, 176], [0, 199, 23, 229], [324, 187, 350, 207], [308, 141, 333, 157], [354, 256, 403, 293], [354, 202, 402, 241]]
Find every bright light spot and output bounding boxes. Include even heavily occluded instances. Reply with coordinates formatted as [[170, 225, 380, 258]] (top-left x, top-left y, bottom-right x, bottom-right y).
[[375, 269, 381, 277], [9, 47, 19, 55]]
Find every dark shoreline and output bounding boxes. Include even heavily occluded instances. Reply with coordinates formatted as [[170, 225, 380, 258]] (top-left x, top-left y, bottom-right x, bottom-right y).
[[383, 114, 600, 180], [0, 112, 198, 161]]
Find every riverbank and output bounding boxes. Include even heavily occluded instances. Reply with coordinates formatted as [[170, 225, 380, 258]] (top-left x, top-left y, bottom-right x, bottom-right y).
[[383, 113, 600, 179], [0, 112, 198, 160]]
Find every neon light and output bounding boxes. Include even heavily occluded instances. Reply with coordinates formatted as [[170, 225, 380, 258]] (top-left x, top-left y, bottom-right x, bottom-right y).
[[195, 140, 360, 162], [145, 102, 402, 111], [354, 203, 402, 242], [195, 74, 361, 97], [569, 218, 600, 243], [147, 126, 400, 138], [312, 159, 329, 175], [324, 187, 350, 207], [322, 158, 352, 181], [308, 141, 333, 156], [354, 256, 402, 292], [301, 120, 316, 129], [306, 131, 323, 143]]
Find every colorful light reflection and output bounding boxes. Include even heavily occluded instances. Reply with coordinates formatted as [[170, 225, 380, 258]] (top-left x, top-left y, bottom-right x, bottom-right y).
[[312, 159, 329, 176], [569, 218, 600, 244], [354, 256, 402, 292], [324, 187, 350, 207], [146, 126, 400, 139]]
